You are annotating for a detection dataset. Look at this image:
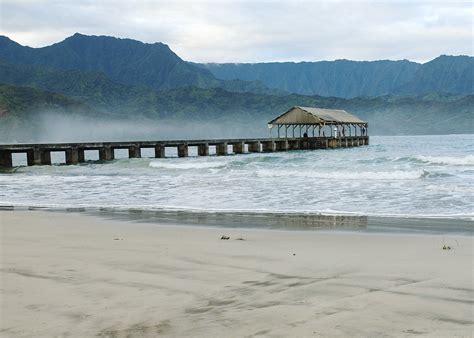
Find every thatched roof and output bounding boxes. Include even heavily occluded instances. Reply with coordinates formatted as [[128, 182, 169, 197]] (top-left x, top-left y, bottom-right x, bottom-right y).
[[269, 106, 367, 125]]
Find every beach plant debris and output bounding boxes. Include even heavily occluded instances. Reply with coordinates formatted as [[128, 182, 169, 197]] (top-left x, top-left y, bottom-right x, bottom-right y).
[[442, 245, 452, 250], [220, 235, 230, 240]]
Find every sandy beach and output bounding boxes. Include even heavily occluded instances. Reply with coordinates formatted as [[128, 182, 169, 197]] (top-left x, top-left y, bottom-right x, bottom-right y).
[[0, 210, 472, 337]]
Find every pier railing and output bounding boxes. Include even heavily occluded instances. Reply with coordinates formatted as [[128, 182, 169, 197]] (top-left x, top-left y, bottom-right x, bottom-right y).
[[0, 136, 369, 167]]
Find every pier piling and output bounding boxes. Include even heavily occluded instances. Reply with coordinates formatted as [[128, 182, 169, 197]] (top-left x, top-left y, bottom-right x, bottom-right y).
[[262, 140, 276, 152], [0, 136, 369, 167], [233, 142, 245, 154], [65, 148, 80, 164], [155, 145, 165, 158], [248, 141, 261, 153], [128, 146, 141, 158], [198, 144, 209, 156], [99, 147, 114, 161], [177, 144, 188, 157], [0, 150, 12, 167], [216, 143, 228, 156]]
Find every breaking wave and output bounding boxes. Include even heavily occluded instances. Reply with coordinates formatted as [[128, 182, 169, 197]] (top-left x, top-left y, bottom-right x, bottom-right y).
[[149, 161, 225, 170], [415, 155, 474, 166], [257, 169, 428, 180], [1, 135, 473, 220]]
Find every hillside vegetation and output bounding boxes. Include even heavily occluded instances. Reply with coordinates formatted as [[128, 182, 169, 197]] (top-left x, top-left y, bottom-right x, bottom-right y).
[[0, 33, 472, 140], [200, 56, 473, 98]]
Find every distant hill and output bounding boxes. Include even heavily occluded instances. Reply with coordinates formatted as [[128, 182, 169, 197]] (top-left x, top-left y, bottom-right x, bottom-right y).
[[0, 33, 217, 90], [198, 55, 474, 98], [397, 55, 474, 95], [0, 34, 281, 95], [0, 33, 471, 140], [0, 83, 86, 116], [1, 81, 472, 141], [1, 34, 471, 98]]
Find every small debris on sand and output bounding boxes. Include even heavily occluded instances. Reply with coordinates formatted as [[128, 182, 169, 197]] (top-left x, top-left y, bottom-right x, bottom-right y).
[[442, 245, 451, 250], [220, 235, 230, 240], [235, 237, 245, 241]]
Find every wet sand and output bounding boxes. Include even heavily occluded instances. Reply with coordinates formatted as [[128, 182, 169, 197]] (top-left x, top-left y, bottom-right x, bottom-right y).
[[1, 210, 473, 337]]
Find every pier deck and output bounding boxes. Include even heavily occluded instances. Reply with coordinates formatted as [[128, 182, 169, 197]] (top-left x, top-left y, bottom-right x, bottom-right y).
[[0, 136, 369, 167]]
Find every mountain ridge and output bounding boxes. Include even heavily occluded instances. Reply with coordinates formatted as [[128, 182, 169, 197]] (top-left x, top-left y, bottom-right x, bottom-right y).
[[1, 34, 472, 98], [198, 55, 473, 98]]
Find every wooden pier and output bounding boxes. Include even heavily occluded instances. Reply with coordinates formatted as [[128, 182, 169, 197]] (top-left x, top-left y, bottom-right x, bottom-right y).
[[0, 136, 369, 167]]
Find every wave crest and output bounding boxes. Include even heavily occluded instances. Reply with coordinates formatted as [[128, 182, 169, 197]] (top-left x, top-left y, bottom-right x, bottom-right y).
[[415, 155, 474, 166], [149, 161, 225, 169], [257, 169, 427, 180]]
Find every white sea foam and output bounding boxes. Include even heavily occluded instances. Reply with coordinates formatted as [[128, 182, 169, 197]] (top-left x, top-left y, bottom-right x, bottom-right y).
[[415, 155, 474, 166], [1, 135, 473, 219], [256, 169, 425, 180], [149, 161, 225, 169]]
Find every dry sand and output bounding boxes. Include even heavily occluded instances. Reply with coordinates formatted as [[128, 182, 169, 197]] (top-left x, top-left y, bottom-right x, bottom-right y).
[[0, 210, 473, 337]]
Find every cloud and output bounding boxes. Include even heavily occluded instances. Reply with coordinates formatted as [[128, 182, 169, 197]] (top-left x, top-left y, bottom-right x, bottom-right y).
[[0, 0, 472, 63]]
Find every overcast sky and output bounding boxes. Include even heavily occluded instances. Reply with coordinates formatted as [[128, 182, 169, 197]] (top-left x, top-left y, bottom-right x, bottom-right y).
[[0, 0, 472, 63]]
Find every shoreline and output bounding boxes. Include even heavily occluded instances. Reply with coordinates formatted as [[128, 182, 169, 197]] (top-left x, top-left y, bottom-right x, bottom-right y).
[[1, 210, 473, 337], [1, 205, 473, 235]]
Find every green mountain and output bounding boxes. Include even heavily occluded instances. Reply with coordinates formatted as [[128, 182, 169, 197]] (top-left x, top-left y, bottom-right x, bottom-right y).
[[0, 34, 471, 140], [0, 34, 280, 95], [1, 80, 472, 141], [0, 83, 86, 115], [198, 55, 473, 98], [2, 34, 471, 98], [397, 55, 474, 95], [0, 33, 217, 90]]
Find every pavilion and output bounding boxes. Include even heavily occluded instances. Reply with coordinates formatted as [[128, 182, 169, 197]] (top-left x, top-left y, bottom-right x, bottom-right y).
[[268, 106, 368, 138]]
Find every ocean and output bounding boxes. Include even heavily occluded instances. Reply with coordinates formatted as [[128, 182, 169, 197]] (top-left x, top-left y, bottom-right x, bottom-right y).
[[1, 134, 473, 220]]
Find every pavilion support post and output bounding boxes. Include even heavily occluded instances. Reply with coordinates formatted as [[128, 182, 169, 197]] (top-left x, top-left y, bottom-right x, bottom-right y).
[[65, 148, 80, 165], [248, 141, 261, 153], [128, 146, 141, 158], [262, 140, 276, 152], [177, 144, 188, 157], [198, 144, 209, 156], [216, 142, 228, 156], [277, 125, 281, 138], [0, 150, 13, 167], [155, 144, 165, 158], [285, 125, 289, 138], [233, 142, 245, 154], [100, 147, 114, 161]]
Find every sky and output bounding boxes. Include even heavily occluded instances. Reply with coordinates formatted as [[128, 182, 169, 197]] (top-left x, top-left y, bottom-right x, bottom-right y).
[[0, 0, 472, 63]]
